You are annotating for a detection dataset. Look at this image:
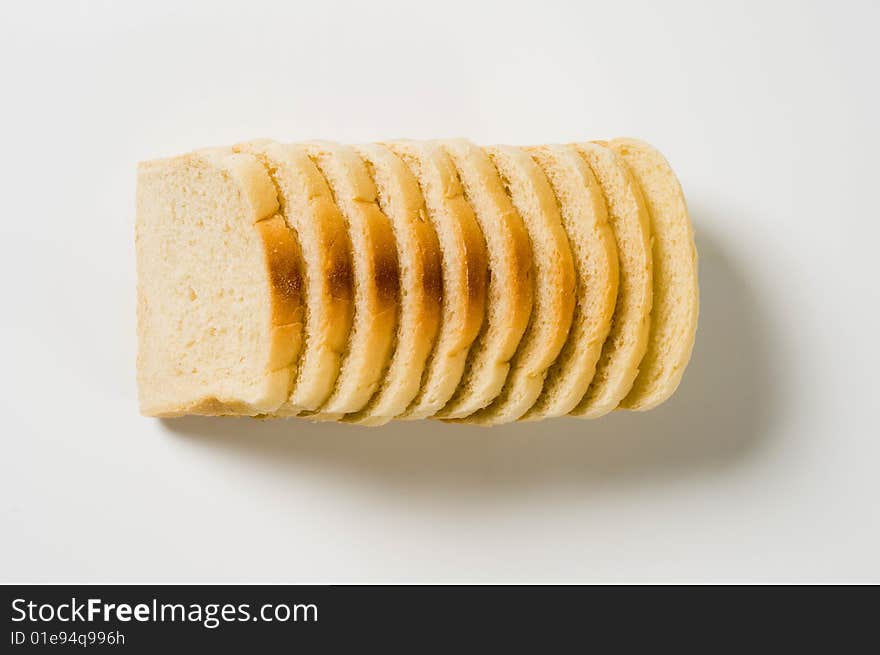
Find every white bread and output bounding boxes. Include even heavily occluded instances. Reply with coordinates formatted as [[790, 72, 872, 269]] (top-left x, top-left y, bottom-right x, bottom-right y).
[[457, 145, 576, 425], [344, 144, 443, 425], [300, 141, 400, 419], [608, 138, 698, 410], [139, 135, 694, 426], [433, 139, 534, 419], [136, 148, 303, 417], [569, 142, 653, 418], [234, 140, 354, 414], [522, 144, 619, 419], [384, 140, 488, 419]]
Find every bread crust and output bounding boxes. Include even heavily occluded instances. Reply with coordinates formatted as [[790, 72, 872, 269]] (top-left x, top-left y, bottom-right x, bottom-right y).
[[522, 144, 619, 419], [344, 144, 443, 425], [257, 214, 306, 373], [434, 139, 534, 419], [608, 138, 698, 410], [456, 145, 576, 425], [569, 142, 653, 418], [301, 141, 400, 418], [234, 141, 354, 414], [137, 149, 303, 416], [384, 140, 488, 419]]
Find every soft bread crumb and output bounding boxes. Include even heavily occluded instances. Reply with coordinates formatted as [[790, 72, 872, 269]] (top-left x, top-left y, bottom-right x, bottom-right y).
[[136, 150, 299, 416]]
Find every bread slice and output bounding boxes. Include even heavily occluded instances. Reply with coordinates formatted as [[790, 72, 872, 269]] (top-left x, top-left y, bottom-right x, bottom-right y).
[[384, 140, 488, 419], [607, 138, 698, 410], [522, 144, 619, 419], [433, 139, 533, 419], [456, 145, 576, 425], [343, 144, 443, 425], [234, 140, 354, 415], [298, 141, 400, 420], [136, 148, 303, 417], [568, 142, 653, 418]]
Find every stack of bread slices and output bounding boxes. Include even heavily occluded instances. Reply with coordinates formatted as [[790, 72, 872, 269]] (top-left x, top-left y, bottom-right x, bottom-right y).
[[136, 138, 698, 426]]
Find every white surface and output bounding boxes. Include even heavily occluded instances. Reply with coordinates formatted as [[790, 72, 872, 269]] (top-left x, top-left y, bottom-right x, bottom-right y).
[[1, 0, 878, 583]]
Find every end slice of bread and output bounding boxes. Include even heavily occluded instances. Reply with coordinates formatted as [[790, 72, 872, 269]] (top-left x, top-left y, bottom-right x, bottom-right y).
[[522, 144, 619, 420], [433, 139, 534, 419], [136, 149, 303, 417], [607, 138, 698, 410], [300, 141, 400, 419], [457, 145, 576, 425], [568, 142, 653, 418], [384, 140, 488, 419], [234, 141, 354, 415], [344, 144, 443, 425]]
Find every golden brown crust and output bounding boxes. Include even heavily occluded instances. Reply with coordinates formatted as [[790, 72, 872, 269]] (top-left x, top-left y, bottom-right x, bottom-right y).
[[255, 214, 305, 373], [435, 139, 534, 419], [384, 140, 488, 418], [455, 145, 575, 425], [302, 141, 400, 417], [344, 143, 444, 425], [234, 141, 355, 414]]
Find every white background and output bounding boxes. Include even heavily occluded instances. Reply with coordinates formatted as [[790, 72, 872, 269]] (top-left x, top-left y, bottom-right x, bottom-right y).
[[1, 0, 878, 583]]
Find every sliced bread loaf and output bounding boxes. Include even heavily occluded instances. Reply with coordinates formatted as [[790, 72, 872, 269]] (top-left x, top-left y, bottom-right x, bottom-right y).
[[234, 140, 354, 415], [608, 138, 698, 410], [136, 148, 303, 417], [569, 142, 653, 418], [433, 139, 533, 419], [301, 141, 400, 419], [384, 140, 488, 419], [522, 144, 619, 419], [457, 145, 576, 424], [343, 144, 443, 425]]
